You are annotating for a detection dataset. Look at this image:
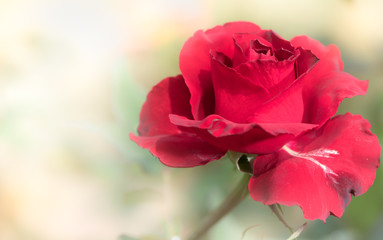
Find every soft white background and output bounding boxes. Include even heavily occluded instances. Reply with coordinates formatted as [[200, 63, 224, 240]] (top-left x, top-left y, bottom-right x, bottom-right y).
[[0, 0, 382, 239]]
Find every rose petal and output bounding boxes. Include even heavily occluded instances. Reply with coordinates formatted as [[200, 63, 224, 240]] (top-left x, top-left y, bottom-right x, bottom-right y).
[[294, 47, 319, 78], [244, 48, 318, 124], [291, 35, 343, 70], [302, 70, 368, 125], [249, 113, 381, 221], [210, 52, 270, 123], [248, 77, 305, 123], [130, 134, 226, 167], [291, 36, 368, 125], [234, 58, 296, 97], [261, 30, 294, 52], [131, 75, 226, 167], [232, 32, 276, 66], [251, 38, 273, 55], [179, 21, 262, 119], [170, 114, 317, 137], [136, 75, 193, 137], [170, 114, 317, 154]]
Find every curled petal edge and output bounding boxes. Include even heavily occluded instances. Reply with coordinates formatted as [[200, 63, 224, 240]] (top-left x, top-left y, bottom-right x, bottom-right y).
[[249, 113, 381, 221]]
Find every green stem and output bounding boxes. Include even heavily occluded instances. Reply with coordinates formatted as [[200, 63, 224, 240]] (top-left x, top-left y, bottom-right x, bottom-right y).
[[186, 174, 251, 240]]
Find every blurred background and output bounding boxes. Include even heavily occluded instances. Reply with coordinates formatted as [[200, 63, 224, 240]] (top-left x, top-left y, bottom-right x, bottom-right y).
[[0, 0, 382, 239]]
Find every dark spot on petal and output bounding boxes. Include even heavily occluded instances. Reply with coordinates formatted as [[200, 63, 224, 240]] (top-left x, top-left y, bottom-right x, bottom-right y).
[[328, 171, 361, 208]]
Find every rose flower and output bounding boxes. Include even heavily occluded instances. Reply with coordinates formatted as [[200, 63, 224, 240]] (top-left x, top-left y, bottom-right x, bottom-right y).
[[130, 21, 380, 221]]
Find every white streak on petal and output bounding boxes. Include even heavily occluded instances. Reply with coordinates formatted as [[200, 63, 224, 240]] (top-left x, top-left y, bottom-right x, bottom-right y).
[[282, 145, 338, 178]]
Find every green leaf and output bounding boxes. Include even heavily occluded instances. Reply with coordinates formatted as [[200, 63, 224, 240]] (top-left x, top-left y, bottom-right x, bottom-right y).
[[236, 155, 253, 175], [227, 151, 256, 175]]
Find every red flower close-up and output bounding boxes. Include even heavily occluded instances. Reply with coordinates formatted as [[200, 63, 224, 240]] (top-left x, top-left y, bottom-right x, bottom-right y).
[[130, 21, 380, 222]]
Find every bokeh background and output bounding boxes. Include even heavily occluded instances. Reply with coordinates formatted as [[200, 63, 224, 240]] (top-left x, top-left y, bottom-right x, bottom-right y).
[[0, 0, 383, 239]]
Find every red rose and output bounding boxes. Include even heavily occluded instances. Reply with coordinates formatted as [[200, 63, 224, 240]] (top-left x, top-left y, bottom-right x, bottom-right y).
[[130, 22, 380, 221]]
